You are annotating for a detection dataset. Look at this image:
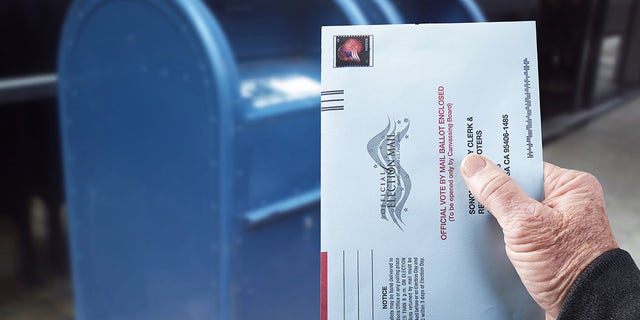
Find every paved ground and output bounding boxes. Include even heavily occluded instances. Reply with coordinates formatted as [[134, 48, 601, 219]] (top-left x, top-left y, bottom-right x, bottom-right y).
[[0, 277, 72, 320], [544, 95, 640, 262]]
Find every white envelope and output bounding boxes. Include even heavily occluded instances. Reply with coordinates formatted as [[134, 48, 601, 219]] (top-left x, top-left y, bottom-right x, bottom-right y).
[[321, 22, 544, 320]]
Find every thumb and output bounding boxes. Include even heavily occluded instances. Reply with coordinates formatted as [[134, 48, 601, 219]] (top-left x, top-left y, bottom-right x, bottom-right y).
[[460, 154, 539, 227]]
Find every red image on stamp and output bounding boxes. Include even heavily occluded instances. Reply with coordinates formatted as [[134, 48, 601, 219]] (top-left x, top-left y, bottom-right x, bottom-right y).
[[338, 38, 364, 62]]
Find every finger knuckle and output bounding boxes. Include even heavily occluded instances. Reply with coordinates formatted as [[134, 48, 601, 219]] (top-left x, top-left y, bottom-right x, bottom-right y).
[[479, 174, 517, 206], [577, 172, 599, 187], [504, 203, 553, 241]]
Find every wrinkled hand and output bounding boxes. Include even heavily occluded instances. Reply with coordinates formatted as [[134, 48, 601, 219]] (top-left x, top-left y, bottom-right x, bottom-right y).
[[460, 154, 618, 319]]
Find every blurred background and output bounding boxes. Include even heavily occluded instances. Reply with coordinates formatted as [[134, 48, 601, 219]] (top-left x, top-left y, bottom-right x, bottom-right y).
[[1, 0, 639, 319]]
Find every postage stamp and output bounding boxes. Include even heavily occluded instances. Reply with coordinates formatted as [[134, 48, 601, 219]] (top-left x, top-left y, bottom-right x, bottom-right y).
[[334, 35, 372, 68]]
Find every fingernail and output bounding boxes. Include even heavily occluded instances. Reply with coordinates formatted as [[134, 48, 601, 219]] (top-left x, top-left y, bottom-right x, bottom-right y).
[[462, 155, 486, 178]]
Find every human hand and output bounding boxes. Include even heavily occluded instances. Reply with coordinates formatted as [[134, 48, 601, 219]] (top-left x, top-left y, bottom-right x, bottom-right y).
[[460, 154, 618, 319]]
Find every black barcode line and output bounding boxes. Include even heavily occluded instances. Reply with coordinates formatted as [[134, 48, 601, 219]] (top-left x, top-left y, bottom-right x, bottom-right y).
[[321, 98, 344, 103], [321, 89, 344, 96], [321, 106, 344, 112]]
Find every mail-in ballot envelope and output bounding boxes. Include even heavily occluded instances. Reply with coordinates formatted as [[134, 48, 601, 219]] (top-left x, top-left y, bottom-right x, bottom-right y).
[[321, 22, 544, 319]]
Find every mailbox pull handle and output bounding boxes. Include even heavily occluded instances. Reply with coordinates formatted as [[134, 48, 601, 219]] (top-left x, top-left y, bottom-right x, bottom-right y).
[[244, 188, 320, 228]]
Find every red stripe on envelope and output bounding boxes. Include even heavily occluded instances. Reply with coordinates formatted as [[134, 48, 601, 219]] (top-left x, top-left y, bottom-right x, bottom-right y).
[[321, 251, 328, 320]]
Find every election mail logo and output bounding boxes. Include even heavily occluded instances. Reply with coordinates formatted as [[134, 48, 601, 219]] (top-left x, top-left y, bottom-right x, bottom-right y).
[[334, 35, 372, 67], [367, 117, 412, 230]]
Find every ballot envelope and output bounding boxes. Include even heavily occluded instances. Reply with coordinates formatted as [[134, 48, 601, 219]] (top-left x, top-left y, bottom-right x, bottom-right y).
[[321, 22, 544, 319]]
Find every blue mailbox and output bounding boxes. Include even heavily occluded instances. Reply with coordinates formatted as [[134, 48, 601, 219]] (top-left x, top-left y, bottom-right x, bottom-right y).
[[58, 0, 484, 319]]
